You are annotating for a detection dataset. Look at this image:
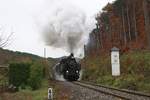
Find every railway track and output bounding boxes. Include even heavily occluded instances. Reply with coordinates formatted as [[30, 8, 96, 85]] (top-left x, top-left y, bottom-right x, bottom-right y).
[[73, 81, 150, 100]]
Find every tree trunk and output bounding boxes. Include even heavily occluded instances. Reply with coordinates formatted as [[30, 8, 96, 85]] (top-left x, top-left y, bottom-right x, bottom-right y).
[[143, 0, 150, 48], [133, 2, 138, 42], [122, 7, 127, 45], [127, 1, 132, 42], [99, 30, 103, 49]]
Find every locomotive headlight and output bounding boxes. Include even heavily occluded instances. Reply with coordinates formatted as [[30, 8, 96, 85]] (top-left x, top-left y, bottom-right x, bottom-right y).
[[66, 70, 69, 73], [76, 70, 79, 73]]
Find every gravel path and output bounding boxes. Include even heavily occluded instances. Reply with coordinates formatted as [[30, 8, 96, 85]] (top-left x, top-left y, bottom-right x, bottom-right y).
[[57, 81, 123, 100]]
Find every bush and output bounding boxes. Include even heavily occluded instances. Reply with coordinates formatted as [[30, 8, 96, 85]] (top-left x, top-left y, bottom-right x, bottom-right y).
[[119, 75, 138, 90], [28, 62, 44, 90], [9, 63, 31, 88]]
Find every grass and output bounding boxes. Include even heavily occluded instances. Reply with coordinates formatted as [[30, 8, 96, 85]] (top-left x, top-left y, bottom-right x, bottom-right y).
[[82, 51, 150, 93], [0, 79, 48, 100], [19, 79, 48, 100], [0, 78, 70, 100]]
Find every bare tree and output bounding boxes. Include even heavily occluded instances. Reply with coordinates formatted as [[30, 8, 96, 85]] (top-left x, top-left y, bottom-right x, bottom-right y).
[[0, 27, 13, 48]]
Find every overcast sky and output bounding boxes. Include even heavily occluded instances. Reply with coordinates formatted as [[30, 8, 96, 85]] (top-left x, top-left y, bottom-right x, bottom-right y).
[[0, 0, 114, 58]]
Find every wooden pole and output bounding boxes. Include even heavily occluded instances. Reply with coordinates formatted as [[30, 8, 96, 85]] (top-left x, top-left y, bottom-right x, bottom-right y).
[[84, 45, 86, 67]]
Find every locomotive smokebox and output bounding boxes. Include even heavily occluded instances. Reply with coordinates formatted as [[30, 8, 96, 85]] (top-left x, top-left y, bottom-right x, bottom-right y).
[[53, 53, 81, 81]]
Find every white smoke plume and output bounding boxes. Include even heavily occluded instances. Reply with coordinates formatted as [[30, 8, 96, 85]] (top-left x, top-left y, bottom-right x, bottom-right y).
[[38, 0, 94, 58]]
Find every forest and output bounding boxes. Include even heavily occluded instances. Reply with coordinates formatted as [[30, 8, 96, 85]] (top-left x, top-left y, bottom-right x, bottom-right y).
[[81, 0, 150, 93], [87, 0, 150, 55]]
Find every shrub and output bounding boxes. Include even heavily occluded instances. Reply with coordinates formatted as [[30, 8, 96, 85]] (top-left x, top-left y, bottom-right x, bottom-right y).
[[116, 75, 138, 90], [28, 62, 43, 90], [9, 63, 31, 88]]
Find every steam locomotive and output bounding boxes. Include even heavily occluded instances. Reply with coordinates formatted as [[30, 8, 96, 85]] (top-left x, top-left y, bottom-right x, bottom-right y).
[[53, 53, 81, 81]]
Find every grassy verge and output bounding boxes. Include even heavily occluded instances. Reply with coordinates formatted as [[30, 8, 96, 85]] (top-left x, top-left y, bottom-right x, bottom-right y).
[[0, 79, 70, 100], [0, 79, 48, 100], [82, 51, 150, 93]]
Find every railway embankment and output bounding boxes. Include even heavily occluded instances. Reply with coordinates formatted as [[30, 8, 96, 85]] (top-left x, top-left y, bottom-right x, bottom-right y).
[[82, 51, 150, 94]]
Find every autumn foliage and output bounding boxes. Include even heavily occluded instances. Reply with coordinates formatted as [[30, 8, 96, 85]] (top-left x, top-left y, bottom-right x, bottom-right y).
[[87, 0, 150, 55]]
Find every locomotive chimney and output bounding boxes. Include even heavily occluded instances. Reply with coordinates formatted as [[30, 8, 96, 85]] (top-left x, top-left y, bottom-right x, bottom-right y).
[[70, 53, 74, 56]]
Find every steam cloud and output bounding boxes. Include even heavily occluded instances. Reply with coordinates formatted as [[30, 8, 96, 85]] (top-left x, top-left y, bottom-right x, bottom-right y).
[[39, 0, 94, 57]]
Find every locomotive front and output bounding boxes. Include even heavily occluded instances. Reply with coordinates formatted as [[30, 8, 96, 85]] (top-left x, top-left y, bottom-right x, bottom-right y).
[[63, 54, 81, 81], [53, 53, 81, 81]]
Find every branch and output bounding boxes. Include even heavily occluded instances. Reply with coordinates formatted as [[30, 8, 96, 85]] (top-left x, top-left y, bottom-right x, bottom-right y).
[[0, 31, 13, 48]]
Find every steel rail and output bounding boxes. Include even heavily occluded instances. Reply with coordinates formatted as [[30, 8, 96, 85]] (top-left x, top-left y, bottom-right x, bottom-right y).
[[82, 81, 150, 98], [73, 81, 130, 100]]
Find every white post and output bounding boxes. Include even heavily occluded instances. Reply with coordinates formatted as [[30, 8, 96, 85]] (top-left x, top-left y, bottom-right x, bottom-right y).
[[44, 48, 46, 58], [48, 88, 53, 100], [111, 47, 120, 76]]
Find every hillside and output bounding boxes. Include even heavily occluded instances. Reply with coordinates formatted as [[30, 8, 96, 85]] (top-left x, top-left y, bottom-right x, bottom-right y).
[[0, 48, 57, 66], [0, 48, 42, 65]]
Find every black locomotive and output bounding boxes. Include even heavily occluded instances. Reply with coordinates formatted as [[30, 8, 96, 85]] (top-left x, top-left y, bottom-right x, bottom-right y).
[[54, 53, 81, 81]]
